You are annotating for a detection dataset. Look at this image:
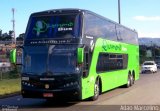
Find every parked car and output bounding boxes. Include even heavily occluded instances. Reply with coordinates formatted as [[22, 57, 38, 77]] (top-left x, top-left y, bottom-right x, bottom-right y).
[[141, 61, 157, 73], [155, 56, 160, 69], [0, 62, 11, 68], [155, 61, 160, 69]]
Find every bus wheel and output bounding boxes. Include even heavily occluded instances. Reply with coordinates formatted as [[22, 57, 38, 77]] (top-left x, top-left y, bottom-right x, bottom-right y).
[[91, 80, 100, 101], [131, 74, 134, 85], [125, 74, 131, 88]]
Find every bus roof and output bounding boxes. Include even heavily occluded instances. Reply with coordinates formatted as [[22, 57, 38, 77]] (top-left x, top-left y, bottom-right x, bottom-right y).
[[31, 8, 137, 34], [31, 8, 83, 16]]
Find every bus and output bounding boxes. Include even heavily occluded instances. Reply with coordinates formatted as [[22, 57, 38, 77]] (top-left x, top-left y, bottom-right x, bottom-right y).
[[16, 9, 139, 100]]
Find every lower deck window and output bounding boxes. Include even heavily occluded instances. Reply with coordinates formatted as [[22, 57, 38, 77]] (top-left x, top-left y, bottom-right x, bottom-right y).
[[96, 53, 128, 73]]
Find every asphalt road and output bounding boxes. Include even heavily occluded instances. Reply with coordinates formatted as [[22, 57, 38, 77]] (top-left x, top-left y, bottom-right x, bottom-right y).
[[1, 71, 160, 111]]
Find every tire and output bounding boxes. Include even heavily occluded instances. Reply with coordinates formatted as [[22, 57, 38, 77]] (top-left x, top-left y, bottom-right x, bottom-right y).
[[91, 80, 100, 101], [125, 74, 131, 88], [130, 74, 134, 86]]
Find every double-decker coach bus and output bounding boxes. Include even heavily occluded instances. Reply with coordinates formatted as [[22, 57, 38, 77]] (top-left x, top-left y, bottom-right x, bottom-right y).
[[17, 9, 139, 100]]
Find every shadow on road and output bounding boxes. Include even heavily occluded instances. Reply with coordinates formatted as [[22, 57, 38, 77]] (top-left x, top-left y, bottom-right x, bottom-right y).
[[21, 100, 80, 109], [0, 96, 80, 110]]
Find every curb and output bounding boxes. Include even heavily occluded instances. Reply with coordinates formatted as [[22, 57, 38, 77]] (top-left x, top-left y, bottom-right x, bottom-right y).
[[0, 92, 20, 99]]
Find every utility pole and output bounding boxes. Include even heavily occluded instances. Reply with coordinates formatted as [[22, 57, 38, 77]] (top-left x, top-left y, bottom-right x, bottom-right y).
[[118, 0, 121, 24], [11, 8, 16, 46]]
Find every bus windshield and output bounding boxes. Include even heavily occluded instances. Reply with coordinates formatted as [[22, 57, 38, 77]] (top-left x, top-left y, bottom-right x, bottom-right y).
[[23, 45, 78, 75], [26, 14, 80, 39]]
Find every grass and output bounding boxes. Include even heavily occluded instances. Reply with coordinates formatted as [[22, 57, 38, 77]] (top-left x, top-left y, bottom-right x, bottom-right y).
[[0, 78, 21, 96]]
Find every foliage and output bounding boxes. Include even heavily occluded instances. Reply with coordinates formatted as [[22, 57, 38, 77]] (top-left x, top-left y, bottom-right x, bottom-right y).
[[0, 29, 24, 41], [0, 65, 21, 96], [0, 30, 13, 41], [0, 78, 20, 96], [139, 45, 160, 64], [0, 65, 21, 80], [16, 33, 24, 41]]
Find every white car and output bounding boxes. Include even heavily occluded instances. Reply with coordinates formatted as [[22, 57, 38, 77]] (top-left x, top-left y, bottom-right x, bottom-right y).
[[0, 62, 11, 68], [141, 61, 157, 73]]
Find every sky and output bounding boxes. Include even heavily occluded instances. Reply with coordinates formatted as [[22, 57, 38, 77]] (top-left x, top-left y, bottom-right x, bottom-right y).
[[0, 0, 160, 38]]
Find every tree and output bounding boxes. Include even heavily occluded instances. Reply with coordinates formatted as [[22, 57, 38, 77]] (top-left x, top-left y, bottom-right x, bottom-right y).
[[0, 29, 2, 37], [16, 33, 24, 41], [139, 45, 148, 63], [139, 45, 146, 56], [3, 34, 11, 41], [155, 47, 160, 56], [0, 29, 2, 40], [9, 30, 14, 37], [0, 30, 13, 41]]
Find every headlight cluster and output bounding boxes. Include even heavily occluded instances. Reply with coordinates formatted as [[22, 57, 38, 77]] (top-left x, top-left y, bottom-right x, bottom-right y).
[[63, 81, 78, 88], [22, 81, 34, 87]]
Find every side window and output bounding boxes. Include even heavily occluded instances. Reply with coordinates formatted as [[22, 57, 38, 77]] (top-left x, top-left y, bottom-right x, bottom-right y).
[[96, 54, 109, 72], [96, 53, 128, 73], [84, 13, 117, 41], [116, 24, 138, 45]]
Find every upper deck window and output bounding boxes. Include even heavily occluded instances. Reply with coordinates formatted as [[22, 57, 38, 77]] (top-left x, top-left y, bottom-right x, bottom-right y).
[[26, 14, 80, 40]]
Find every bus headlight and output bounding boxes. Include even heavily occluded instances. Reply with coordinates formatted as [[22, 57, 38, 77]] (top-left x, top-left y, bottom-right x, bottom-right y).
[[22, 81, 34, 87], [63, 81, 78, 87]]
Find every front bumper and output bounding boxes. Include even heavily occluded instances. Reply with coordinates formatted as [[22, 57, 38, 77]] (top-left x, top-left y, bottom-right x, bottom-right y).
[[21, 87, 81, 100], [141, 68, 155, 73]]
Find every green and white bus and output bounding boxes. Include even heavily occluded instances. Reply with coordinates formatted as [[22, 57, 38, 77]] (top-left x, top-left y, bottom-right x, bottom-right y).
[[18, 9, 139, 100]]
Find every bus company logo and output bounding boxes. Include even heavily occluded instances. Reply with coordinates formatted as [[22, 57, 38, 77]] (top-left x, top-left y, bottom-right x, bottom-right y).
[[102, 40, 107, 51], [33, 20, 74, 36], [108, 44, 122, 51], [33, 21, 48, 36], [102, 40, 122, 51], [45, 84, 50, 89]]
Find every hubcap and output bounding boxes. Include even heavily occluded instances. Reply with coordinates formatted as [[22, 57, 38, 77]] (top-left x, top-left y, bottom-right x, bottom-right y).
[[128, 76, 130, 86], [130, 75, 133, 85], [95, 83, 99, 97]]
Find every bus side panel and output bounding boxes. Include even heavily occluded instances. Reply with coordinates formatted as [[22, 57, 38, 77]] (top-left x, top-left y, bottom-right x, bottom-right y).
[[127, 45, 140, 81], [94, 38, 139, 93], [81, 76, 95, 100], [81, 48, 99, 100], [99, 71, 123, 92], [81, 38, 139, 99], [135, 46, 140, 80]]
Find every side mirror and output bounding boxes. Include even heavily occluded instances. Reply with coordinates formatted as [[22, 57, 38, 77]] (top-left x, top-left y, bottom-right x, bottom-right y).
[[77, 48, 84, 64], [10, 49, 16, 64], [10, 47, 23, 65]]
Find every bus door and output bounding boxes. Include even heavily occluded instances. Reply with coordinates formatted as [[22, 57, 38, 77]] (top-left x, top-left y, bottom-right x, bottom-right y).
[[80, 47, 94, 99]]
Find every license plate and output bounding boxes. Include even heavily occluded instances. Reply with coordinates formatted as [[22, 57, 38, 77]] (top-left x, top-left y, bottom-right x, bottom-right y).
[[43, 93, 53, 97]]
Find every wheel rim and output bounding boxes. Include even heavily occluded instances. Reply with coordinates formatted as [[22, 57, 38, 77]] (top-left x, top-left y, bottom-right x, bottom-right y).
[[127, 75, 131, 87], [130, 75, 133, 85], [94, 83, 99, 97]]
